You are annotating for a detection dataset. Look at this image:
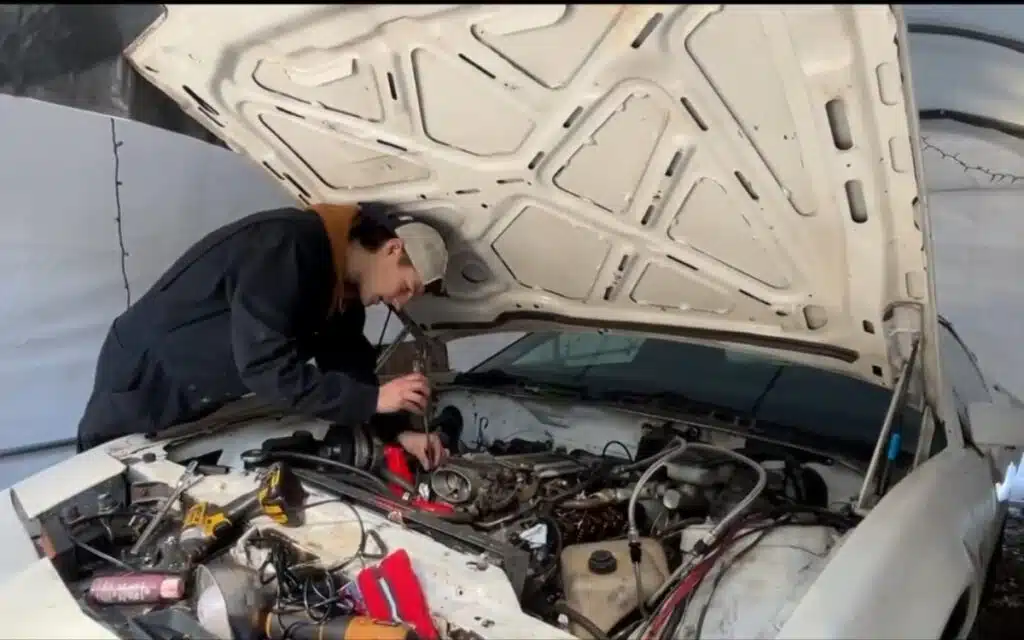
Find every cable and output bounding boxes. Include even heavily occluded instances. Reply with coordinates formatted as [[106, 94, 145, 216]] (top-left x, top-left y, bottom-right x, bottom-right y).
[[257, 523, 376, 625], [643, 442, 770, 612], [61, 510, 171, 574], [376, 307, 393, 350], [692, 524, 777, 639], [553, 601, 611, 640], [748, 364, 785, 418], [645, 515, 789, 640], [625, 439, 688, 616], [259, 451, 392, 494], [601, 440, 634, 461], [65, 524, 142, 572], [643, 547, 723, 640]]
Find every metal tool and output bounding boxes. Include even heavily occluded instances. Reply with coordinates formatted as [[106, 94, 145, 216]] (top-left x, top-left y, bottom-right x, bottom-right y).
[[129, 460, 199, 556], [176, 462, 306, 565], [257, 611, 419, 640], [390, 307, 436, 420]]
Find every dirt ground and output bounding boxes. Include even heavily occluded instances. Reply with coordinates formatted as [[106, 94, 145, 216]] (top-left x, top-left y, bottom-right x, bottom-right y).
[[974, 509, 1024, 639]]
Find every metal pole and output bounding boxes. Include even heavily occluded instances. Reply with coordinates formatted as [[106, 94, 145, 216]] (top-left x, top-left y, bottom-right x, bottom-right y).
[[0, 437, 77, 461], [855, 336, 921, 513]]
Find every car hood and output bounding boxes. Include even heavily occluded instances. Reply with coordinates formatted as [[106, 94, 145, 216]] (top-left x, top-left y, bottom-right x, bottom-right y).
[[124, 4, 933, 387]]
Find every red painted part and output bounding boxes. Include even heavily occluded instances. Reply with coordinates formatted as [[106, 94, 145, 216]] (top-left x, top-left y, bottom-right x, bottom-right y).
[[410, 496, 455, 514], [383, 444, 415, 499], [381, 444, 455, 515]]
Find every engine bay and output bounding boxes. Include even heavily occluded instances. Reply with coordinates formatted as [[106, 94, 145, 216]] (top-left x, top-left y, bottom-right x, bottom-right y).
[[29, 391, 869, 640]]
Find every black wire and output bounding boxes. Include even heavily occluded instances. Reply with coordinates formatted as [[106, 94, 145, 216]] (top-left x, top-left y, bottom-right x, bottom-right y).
[[261, 451, 392, 494], [257, 506, 375, 627], [748, 364, 785, 419], [693, 524, 777, 639], [245, 499, 379, 626], [376, 307, 393, 350], [601, 440, 634, 461], [62, 508, 165, 573], [554, 601, 611, 640]]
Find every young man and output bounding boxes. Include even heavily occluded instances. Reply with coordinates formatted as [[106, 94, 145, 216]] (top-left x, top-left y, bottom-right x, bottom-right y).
[[77, 202, 450, 470]]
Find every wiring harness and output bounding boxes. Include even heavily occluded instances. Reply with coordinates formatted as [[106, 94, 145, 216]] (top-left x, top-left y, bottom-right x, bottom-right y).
[[628, 505, 859, 640]]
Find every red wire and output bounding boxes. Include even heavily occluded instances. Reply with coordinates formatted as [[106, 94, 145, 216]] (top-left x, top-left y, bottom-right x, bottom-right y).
[[642, 553, 717, 640], [642, 527, 745, 640]]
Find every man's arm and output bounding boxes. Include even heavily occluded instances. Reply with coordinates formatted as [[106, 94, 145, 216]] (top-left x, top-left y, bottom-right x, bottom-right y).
[[228, 235, 379, 425], [315, 304, 379, 380]]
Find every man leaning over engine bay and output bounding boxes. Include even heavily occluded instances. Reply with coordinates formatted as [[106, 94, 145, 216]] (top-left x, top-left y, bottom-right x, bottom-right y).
[[76, 202, 450, 470]]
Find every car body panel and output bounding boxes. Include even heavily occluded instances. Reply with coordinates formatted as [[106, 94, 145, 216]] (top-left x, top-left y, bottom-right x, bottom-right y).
[[0, 4, 1016, 639], [779, 446, 1001, 639]]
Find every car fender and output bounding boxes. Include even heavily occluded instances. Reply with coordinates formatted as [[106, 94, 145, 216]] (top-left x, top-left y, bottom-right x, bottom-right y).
[[779, 446, 997, 639]]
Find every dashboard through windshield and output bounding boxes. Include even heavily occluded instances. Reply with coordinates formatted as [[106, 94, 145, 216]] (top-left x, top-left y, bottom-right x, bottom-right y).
[[466, 331, 923, 455]]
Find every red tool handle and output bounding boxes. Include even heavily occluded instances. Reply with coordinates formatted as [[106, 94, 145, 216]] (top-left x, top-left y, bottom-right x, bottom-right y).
[[382, 444, 454, 514]]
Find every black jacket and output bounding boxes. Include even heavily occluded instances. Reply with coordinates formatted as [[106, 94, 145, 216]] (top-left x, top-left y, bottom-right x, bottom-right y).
[[77, 207, 380, 450]]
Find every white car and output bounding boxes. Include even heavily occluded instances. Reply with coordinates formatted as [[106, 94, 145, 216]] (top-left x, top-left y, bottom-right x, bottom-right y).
[[3, 4, 1023, 640]]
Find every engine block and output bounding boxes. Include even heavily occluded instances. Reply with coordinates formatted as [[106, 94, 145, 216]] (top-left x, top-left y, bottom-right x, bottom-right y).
[[429, 451, 588, 517]]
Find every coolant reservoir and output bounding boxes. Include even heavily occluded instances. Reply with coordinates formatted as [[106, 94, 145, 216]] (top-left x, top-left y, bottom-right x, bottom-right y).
[[560, 538, 669, 638]]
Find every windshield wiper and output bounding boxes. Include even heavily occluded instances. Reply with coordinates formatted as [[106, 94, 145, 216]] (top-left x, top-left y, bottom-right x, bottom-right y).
[[451, 370, 588, 398]]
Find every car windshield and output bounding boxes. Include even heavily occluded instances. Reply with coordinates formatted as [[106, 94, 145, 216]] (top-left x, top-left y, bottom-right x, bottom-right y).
[[465, 331, 922, 456]]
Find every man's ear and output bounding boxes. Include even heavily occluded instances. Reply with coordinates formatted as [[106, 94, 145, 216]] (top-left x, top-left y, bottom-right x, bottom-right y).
[[385, 237, 404, 257]]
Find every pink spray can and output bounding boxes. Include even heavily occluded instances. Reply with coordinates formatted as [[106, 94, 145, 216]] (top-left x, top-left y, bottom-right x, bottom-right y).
[[88, 573, 186, 605]]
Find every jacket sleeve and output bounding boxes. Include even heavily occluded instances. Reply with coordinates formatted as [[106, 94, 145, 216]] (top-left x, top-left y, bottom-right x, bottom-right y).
[[315, 304, 379, 381], [228, 236, 379, 426]]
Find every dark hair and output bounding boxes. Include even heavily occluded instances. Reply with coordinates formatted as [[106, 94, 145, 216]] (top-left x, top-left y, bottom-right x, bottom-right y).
[[349, 213, 398, 251], [350, 202, 412, 265]]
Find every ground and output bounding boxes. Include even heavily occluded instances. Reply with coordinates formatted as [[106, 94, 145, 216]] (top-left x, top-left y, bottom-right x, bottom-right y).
[[975, 509, 1024, 638]]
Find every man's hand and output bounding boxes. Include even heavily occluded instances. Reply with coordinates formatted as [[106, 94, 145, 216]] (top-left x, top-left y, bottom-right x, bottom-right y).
[[397, 431, 449, 470], [376, 373, 430, 415]]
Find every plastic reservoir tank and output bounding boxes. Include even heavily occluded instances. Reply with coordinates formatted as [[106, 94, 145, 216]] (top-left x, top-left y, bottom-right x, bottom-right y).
[[560, 538, 669, 638]]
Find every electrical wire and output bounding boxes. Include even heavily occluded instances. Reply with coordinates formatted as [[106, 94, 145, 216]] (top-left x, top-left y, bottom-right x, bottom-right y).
[[259, 537, 346, 623], [553, 600, 611, 640], [256, 495, 384, 624], [647, 506, 859, 640], [692, 524, 777, 639], [259, 451, 392, 494], [376, 307, 393, 350], [643, 517, 783, 640], [640, 442, 769, 611], [601, 440, 634, 461], [61, 508, 169, 574]]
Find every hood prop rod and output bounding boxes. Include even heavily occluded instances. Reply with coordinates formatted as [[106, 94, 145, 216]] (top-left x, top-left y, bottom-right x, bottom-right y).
[[855, 335, 921, 514], [383, 306, 437, 432]]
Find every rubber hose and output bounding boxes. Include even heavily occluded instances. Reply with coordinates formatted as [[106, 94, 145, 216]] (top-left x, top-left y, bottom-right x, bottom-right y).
[[553, 601, 611, 640], [260, 451, 392, 493]]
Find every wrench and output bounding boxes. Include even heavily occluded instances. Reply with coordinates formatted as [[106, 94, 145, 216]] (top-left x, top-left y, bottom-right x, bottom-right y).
[[129, 460, 200, 556]]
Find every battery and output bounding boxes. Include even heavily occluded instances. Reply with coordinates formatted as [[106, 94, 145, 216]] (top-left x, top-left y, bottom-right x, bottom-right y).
[[88, 573, 186, 605]]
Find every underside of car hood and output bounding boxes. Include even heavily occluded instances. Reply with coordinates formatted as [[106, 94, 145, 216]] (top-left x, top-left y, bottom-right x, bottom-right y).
[[124, 4, 932, 387]]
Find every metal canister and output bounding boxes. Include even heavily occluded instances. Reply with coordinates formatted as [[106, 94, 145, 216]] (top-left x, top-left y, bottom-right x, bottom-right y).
[[88, 573, 185, 605]]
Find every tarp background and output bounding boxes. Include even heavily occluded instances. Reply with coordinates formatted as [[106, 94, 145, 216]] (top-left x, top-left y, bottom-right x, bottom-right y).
[[1, 5, 1023, 488], [0, 4, 219, 145]]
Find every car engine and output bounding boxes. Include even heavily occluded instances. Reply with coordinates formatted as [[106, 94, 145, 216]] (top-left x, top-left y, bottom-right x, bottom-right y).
[[36, 416, 861, 640]]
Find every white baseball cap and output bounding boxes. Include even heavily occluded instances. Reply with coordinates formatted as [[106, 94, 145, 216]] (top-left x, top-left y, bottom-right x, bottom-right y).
[[394, 216, 449, 286], [359, 204, 449, 286]]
